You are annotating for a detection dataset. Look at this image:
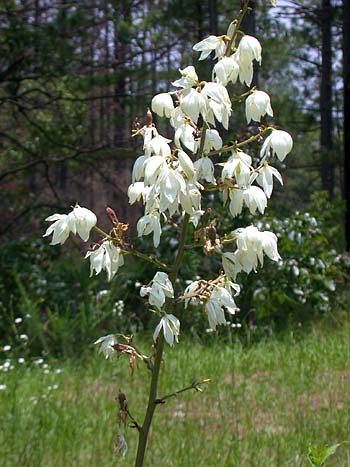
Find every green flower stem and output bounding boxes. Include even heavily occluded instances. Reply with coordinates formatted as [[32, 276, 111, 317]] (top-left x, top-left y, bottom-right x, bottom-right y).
[[123, 249, 171, 273], [155, 379, 211, 404], [92, 226, 170, 272], [93, 225, 111, 239], [224, 1, 250, 57], [134, 333, 165, 467], [134, 213, 190, 467], [207, 126, 274, 158]]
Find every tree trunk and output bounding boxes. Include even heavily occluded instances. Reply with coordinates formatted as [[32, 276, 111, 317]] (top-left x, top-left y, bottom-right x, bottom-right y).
[[208, 0, 218, 35], [320, 0, 334, 198]]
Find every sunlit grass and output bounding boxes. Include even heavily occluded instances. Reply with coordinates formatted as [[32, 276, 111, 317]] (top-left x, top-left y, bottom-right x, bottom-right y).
[[1, 315, 350, 466]]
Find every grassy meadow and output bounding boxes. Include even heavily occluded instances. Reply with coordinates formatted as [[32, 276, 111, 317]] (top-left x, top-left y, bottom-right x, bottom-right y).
[[1, 314, 350, 467]]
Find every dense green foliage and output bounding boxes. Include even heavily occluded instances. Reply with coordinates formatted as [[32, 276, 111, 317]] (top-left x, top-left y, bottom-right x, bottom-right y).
[[0, 200, 348, 358]]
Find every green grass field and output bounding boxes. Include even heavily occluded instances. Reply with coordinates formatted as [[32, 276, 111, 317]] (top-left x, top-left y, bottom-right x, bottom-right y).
[[1, 315, 350, 467]]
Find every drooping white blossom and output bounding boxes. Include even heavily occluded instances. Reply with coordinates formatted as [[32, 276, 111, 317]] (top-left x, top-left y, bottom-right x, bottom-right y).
[[94, 334, 118, 359], [177, 150, 195, 179], [153, 314, 180, 346], [144, 156, 168, 185], [202, 82, 232, 129], [256, 164, 283, 198], [234, 35, 262, 86], [205, 285, 239, 330], [202, 129, 223, 153], [137, 211, 162, 247], [174, 121, 196, 153], [180, 88, 207, 123], [43, 214, 70, 245], [221, 151, 252, 187], [140, 272, 174, 309], [43, 206, 97, 245], [151, 93, 174, 118], [194, 157, 216, 184], [67, 206, 97, 242], [85, 241, 124, 281], [172, 65, 198, 89], [229, 185, 267, 217], [260, 129, 293, 162], [193, 35, 226, 61], [128, 181, 145, 204], [213, 56, 239, 86], [223, 225, 281, 279], [180, 180, 202, 214], [245, 90, 273, 123], [145, 133, 172, 158], [132, 155, 147, 183]]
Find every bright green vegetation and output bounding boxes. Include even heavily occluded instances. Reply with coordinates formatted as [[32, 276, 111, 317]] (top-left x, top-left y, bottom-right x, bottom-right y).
[[1, 315, 350, 467]]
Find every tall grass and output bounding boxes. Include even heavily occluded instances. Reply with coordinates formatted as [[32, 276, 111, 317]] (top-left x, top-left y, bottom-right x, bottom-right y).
[[1, 314, 350, 466]]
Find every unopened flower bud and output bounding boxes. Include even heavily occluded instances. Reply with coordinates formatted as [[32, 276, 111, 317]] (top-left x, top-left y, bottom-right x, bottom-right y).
[[106, 206, 118, 225], [145, 108, 153, 127]]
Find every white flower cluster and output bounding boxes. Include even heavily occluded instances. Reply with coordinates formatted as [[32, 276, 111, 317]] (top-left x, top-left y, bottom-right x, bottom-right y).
[[184, 278, 240, 331], [140, 272, 174, 309], [85, 241, 124, 282], [139, 272, 180, 346], [128, 131, 203, 247], [43, 205, 97, 245], [130, 26, 293, 249], [222, 225, 281, 280]]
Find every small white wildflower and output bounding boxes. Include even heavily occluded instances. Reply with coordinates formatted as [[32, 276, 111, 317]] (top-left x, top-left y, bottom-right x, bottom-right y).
[[94, 334, 118, 359]]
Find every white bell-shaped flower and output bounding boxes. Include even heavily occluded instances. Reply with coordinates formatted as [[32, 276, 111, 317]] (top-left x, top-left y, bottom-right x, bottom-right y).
[[85, 241, 124, 281], [157, 166, 186, 213], [144, 156, 168, 186], [94, 334, 118, 359], [128, 181, 145, 204], [202, 82, 232, 129], [193, 35, 226, 60], [151, 93, 174, 118], [202, 129, 223, 153], [137, 211, 162, 247], [260, 129, 293, 162], [245, 90, 273, 123], [212, 56, 239, 86], [180, 180, 202, 214], [153, 314, 180, 346], [229, 185, 267, 217], [189, 209, 205, 227], [224, 225, 281, 278], [172, 66, 198, 89], [234, 35, 262, 86], [194, 157, 216, 184], [132, 155, 147, 183], [66, 206, 97, 242], [140, 271, 174, 309], [180, 88, 207, 123], [205, 285, 239, 330], [44, 206, 97, 244], [174, 122, 196, 152], [243, 186, 268, 215], [178, 150, 195, 179], [221, 151, 252, 187], [43, 214, 70, 245], [145, 134, 172, 158], [256, 164, 283, 198]]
